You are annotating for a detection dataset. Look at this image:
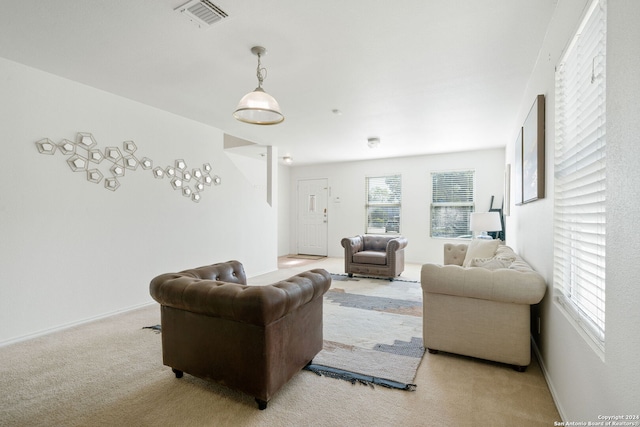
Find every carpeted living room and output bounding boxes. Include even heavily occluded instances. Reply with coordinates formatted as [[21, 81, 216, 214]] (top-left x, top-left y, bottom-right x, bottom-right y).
[[2, 1, 640, 426], [2, 257, 560, 426]]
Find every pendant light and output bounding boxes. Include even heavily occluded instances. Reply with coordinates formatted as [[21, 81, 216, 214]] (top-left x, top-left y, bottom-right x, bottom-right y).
[[233, 46, 284, 125]]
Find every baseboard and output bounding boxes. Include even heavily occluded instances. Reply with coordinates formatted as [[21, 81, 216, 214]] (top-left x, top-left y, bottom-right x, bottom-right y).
[[0, 301, 156, 348], [531, 337, 566, 422]]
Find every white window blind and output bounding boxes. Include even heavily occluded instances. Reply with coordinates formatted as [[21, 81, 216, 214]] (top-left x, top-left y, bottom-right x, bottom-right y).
[[430, 170, 475, 238], [365, 175, 401, 234], [554, 0, 606, 350]]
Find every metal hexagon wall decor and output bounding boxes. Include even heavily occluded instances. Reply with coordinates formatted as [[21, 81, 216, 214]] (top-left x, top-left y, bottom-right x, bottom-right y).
[[35, 132, 220, 203]]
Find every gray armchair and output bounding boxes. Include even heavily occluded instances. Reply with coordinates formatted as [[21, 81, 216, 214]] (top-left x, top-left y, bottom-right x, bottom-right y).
[[341, 234, 408, 280]]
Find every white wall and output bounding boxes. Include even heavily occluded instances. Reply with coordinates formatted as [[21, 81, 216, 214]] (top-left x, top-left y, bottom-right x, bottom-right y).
[[506, 0, 640, 419], [288, 148, 505, 264], [278, 163, 291, 256], [0, 57, 278, 345]]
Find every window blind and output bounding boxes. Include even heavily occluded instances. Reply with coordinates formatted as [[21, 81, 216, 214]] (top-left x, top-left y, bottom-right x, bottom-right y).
[[365, 175, 401, 234], [430, 170, 475, 238], [553, 0, 606, 350]]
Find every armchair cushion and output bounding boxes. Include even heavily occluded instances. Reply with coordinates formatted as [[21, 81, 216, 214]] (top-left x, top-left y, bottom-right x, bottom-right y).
[[353, 251, 387, 265]]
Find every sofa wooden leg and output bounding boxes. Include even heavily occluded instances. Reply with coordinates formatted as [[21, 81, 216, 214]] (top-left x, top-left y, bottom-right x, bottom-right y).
[[513, 365, 527, 372], [172, 368, 183, 378], [427, 348, 438, 354], [256, 398, 268, 410]]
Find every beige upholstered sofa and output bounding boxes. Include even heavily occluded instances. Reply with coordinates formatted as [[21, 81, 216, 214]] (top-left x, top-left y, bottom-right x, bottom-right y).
[[421, 241, 546, 370], [341, 234, 408, 280]]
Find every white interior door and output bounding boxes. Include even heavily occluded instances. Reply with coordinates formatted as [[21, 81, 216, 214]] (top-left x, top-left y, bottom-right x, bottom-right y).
[[297, 179, 328, 256]]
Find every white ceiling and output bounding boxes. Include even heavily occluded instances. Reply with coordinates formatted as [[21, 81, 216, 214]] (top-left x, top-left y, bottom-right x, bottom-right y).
[[0, 0, 557, 165]]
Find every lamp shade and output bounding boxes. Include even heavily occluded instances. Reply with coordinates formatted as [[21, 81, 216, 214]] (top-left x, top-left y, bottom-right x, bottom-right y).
[[469, 212, 502, 232], [233, 88, 284, 125]]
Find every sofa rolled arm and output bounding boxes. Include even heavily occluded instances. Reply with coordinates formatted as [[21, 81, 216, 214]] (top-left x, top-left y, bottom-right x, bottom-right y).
[[386, 236, 408, 254], [421, 264, 546, 305], [341, 236, 364, 254], [150, 266, 332, 326]]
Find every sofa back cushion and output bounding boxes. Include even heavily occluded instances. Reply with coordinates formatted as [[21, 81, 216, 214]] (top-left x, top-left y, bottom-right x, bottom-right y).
[[150, 266, 332, 326], [179, 260, 247, 285], [444, 243, 468, 266], [362, 234, 393, 252]]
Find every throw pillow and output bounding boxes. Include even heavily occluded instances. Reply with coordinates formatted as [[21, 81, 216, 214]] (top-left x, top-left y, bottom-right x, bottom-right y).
[[495, 245, 516, 257], [463, 239, 500, 267], [469, 255, 516, 270]]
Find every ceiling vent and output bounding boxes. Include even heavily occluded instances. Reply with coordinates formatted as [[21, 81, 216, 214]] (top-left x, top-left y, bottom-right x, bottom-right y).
[[174, 0, 228, 28]]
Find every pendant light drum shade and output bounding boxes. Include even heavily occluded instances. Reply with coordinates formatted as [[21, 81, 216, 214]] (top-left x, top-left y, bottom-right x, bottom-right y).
[[233, 46, 284, 125], [233, 87, 284, 125]]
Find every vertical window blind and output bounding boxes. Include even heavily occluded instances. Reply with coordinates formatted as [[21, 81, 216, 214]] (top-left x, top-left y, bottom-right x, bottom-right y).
[[430, 170, 475, 238], [554, 0, 606, 350], [365, 175, 401, 234]]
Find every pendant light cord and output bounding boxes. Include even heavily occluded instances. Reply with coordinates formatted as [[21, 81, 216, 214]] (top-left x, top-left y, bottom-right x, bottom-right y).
[[256, 53, 267, 89]]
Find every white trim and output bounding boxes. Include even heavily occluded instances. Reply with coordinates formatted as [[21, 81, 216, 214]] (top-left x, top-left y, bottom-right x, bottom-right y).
[[532, 337, 567, 423], [0, 301, 156, 348]]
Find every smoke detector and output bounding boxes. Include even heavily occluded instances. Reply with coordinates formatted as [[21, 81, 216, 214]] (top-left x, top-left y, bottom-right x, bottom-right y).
[[174, 0, 228, 28]]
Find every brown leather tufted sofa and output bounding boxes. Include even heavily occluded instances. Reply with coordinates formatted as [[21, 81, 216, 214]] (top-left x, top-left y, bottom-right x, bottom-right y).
[[341, 234, 408, 280], [149, 260, 331, 410]]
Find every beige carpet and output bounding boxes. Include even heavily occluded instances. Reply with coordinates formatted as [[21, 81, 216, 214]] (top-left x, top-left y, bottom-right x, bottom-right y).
[[0, 258, 561, 426]]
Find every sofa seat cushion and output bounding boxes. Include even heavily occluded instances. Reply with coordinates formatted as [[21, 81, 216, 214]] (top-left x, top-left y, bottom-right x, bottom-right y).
[[353, 250, 387, 265]]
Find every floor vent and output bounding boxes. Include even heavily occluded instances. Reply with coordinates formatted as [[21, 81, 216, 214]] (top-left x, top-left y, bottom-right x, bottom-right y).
[[175, 0, 228, 28]]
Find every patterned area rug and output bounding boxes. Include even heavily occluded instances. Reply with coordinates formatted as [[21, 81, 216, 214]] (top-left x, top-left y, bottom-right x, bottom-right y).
[[329, 272, 419, 284], [305, 274, 424, 390]]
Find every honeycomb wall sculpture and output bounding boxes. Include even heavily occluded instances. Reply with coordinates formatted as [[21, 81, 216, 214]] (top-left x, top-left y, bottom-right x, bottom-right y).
[[35, 132, 221, 203]]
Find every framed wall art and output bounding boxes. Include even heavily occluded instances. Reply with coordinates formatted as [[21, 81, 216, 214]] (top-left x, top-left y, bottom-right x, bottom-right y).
[[504, 163, 511, 216], [514, 127, 523, 206], [521, 94, 545, 203]]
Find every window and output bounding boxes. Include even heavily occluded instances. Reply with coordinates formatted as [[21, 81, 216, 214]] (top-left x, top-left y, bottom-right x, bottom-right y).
[[430, 170, 475, 238], [554, 0, 606, 351], [365, 175, 401, 234]]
